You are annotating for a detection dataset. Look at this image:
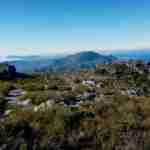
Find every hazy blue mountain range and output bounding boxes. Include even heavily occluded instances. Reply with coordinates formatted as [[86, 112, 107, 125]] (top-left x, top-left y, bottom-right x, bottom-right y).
[[50, 51, 116, 71], [7, 55, 62, 60], [7, 59, 54, 73], [5, 51, 116, 73], [2, 49, 150, 73], [4, 55, 64, 73]]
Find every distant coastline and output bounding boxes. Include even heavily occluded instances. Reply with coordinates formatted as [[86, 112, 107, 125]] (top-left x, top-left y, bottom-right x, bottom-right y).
[[0, 56, 21, 62]]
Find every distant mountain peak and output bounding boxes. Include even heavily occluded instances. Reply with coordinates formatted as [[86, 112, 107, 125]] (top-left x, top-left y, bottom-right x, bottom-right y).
[[66, 51, 103, 62], [52, 51, 117, 71], [4, 51, 117, 73]]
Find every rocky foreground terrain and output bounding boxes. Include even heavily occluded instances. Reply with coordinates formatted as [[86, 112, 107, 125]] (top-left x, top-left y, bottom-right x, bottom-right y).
[[0, 61, 150, 150]]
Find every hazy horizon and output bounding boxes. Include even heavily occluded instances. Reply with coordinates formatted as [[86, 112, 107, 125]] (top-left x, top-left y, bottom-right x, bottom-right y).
[[1, 48, 150, 62], [0, 48, 149, 58], [1, 48, 150, 56]]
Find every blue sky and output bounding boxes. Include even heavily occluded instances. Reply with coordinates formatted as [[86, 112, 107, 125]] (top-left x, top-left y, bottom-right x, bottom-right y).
[[0, 0, 150, 56]]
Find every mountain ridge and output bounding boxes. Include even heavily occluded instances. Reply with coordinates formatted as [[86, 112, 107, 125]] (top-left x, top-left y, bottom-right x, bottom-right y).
[[3, 49, 150, 73], [51, 51, 116, 71], [6, 51, 117, 73]]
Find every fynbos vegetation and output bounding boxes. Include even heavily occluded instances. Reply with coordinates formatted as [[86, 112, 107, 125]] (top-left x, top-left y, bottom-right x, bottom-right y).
[[0, 61, 150, 150]]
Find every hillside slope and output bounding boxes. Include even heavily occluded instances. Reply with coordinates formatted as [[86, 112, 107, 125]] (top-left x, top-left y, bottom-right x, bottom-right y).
[[52, 51, 117, 71], [6, 51, 117, 73]]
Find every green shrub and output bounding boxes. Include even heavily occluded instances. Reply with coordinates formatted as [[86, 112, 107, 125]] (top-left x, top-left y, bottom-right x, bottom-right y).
[[19, 91, 51, 105]]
